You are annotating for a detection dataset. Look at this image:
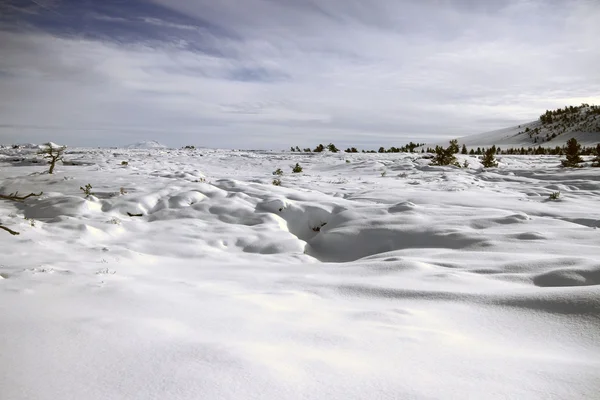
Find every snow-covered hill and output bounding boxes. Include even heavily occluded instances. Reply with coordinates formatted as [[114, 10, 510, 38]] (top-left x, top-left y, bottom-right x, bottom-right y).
[[125, 140, 167, 149], [432, 105, 600, 149]]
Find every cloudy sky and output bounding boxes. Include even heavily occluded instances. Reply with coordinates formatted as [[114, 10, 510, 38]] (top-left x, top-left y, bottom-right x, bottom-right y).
[[1, 0, 599, 148]]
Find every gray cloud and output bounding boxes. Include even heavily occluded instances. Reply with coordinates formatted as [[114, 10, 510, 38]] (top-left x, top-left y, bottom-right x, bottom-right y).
[[0, 0, 599, 148]]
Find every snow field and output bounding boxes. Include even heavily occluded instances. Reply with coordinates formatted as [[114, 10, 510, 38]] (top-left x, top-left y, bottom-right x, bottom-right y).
[[1, 148, 599, 399]]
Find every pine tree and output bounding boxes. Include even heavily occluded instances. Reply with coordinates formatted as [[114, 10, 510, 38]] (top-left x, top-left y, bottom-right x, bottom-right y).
[[481, 147, 498, 168], [449, 140, 459, 154], [561, 138, 583, 167], [430, 141, 460, 167], [327, 143, 339, 152], [461, 144, 467, 154], [592, 144, 600, 167]]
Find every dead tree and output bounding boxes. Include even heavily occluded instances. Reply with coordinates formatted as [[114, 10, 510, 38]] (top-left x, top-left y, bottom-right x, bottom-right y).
[[38, 143, 66, 174]]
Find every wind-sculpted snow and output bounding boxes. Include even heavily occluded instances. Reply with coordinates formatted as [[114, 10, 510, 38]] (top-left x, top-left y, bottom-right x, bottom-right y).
[[0, 148, 599, 399]]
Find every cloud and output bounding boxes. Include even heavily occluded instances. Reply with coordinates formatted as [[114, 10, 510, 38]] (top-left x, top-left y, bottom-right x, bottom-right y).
[[0, 0, 599, 148]]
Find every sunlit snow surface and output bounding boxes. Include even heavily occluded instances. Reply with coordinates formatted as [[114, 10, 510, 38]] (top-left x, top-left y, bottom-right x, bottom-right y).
[[1, 147, 599, 399]]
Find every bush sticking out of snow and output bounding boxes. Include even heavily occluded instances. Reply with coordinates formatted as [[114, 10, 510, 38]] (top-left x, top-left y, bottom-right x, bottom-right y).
[[80, 184, 94, 198], [430, 140, 460, 167], [481, 147, 499, 168]]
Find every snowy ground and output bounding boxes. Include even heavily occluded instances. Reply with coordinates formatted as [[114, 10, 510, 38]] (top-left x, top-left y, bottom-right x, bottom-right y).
[[1, 147, 599, 399]]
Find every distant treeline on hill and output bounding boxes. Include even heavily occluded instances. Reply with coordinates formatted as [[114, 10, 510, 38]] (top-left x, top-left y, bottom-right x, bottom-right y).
[[539, 103, 600, 125], [517, 103, 600, 144]]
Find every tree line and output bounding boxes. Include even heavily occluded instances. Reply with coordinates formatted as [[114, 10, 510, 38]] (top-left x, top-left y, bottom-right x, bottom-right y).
[[289, 142, 426, 154]]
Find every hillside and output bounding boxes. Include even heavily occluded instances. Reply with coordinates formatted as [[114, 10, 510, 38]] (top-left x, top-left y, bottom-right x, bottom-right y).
[[444, 104, 600, 149]]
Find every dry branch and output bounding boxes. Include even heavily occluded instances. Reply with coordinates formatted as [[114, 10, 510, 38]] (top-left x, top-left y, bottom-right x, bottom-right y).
[[0, 225, 19, 235], [0, 191, 43, 202], [0, 191, 42, 235]]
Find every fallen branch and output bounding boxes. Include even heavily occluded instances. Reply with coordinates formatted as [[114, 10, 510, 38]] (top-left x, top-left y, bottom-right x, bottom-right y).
[[127, 212, 144, 217], [0, 191, 42, 235], [0, 225, 20, 235], [0, 191, 43, 202]]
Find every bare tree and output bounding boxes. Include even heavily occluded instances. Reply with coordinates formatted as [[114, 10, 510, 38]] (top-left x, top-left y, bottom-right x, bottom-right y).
[[38, 142, 66, 174]]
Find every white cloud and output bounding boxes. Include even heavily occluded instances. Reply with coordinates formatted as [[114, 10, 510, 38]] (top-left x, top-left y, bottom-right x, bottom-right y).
[[1, 0, 599, 148]]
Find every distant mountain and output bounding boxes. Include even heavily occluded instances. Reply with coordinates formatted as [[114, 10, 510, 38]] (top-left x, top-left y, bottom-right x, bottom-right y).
[[125, 140, 167, 149], [435, 104, 600, 149]]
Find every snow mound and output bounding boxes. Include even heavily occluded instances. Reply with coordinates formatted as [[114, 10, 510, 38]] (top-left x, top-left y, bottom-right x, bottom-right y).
[[38, 142, 65, 150], [125, 140, 167, 149]]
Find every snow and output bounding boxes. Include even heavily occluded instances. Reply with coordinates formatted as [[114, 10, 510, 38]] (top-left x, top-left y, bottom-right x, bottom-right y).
[[1, 147, 599, 399], [38, 142, 65, 150], [125, 140, 167, 149]]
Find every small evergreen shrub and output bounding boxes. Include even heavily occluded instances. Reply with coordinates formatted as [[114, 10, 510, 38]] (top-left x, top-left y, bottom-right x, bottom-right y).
[[273, 168, 284, 176], [549, 191, 560, 200], [80, 183, 94, 198], [292, 163, 303, 173], [430, 141, 460, 167], [327, 143, 339, 152], [481, 147, 498, 168], [272, 178, 282, 186]]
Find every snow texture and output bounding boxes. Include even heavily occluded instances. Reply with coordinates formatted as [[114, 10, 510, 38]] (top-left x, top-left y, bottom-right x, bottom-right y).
[[1, 146, 599, 399]]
